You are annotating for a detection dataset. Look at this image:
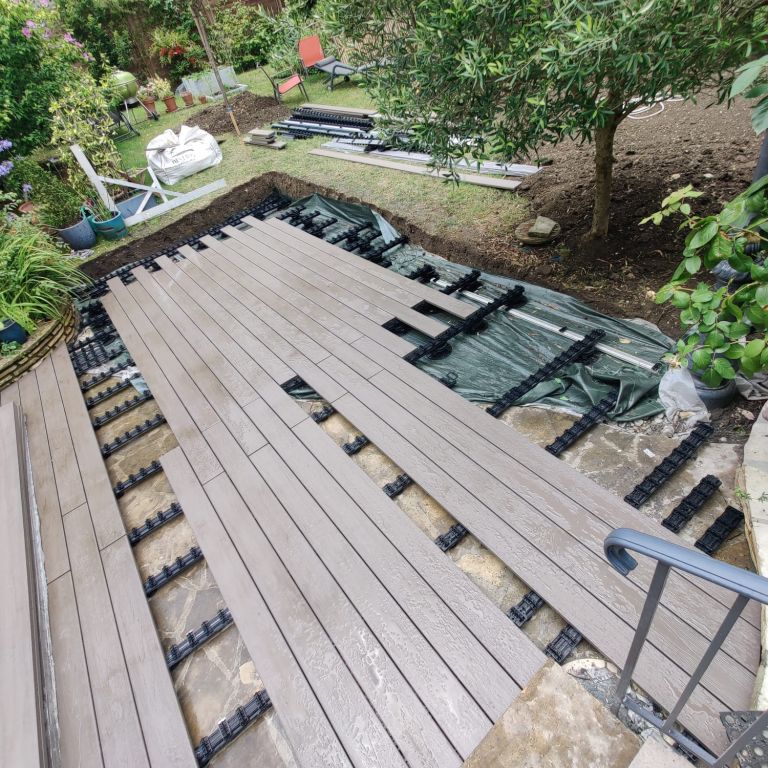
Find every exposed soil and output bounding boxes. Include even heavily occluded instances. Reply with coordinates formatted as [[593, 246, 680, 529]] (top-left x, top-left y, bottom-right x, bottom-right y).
[[183, 91, 290, 137]]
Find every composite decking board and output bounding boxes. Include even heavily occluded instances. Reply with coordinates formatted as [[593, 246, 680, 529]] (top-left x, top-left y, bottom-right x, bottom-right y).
[[220, 226, 419, 354], [160, 448, 354, 768], [229, 223, 447, 340], [102, 290, 223, 484], [202, 421, 465, 766], [366, 367, 758, 670], [0, 402, 46, 768], [47, 572, 104, 768], [292, 416, 544, 690], [179, 244, 364, 391], [193, 238, 383, 379], [16, 373, 70, 582], [324, 389, 730, 751], [167, 448, 410, 768], [50, 345, 126, 550], [317, 358, 754, 700], [63, 503, 150, 768], [131, 268, 259, 408], [124, 278, 266, 456], [350, 336, 762, 635], [101, 536, 197, 768], [152, 257, 302, 426], [261, 217, 476, 319], [248, 397, 533, 714], [155, 255, 296, 386], [34, 354, 87, 515]]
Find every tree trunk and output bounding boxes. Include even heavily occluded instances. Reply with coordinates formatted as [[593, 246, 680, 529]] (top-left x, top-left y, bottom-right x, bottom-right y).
[[589, 118, 620, 239]]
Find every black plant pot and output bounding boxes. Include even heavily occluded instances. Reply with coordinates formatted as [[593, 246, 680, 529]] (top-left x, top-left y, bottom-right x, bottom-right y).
[[0, 318, 29, 345]]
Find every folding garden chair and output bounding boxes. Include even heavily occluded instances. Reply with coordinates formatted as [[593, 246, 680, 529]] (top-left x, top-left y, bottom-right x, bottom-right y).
[[298, 35, 371, 91], [259, 66, 308, 103]]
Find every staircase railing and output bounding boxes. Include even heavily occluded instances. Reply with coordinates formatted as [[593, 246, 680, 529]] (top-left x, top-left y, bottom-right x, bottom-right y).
[[604, 527, 768, 766]]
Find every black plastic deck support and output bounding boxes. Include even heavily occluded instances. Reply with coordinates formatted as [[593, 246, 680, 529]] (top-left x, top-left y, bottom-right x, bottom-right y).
[[166, 608, 233, 670], [545, 625, 582, 663], [404, 286, 527, 364], [441, 269, 482, 296], [695, 506, 744, 555], [486, 328, 606, 418], [292, 108, 374, 129], [280, 375, 306, 393], [624, 422, 715, 508], [68, 326, 118, 353], [545, 390, 619, 456], [405, 264, 439, 283], [85, 376, 138, 409], [194, 689, 273, 767], [277, 204, 306, 221], [304, 216, 338, 237], [661, 475, 722, 533], [342, 435, 369, 455], [382, 318, 411, 336], [144, 546, 204, 597], [436, 371, 458, 389], [92, 391, 155, 428], [362, 235, 408, 263], [310, 404, 336, 423], [344, 230, 379, 253], [70, 340, 110, 375], [508, 591, 545, 628], [113, 459, 163, 498], [101, 413, 167, 458], [435, 523, 469, 552], [129, 501, 184, 546], [79, 357, 136, 391], [294, 211, 321, 229], [383, 473, 413, 498], [326, 223, 371, 245]]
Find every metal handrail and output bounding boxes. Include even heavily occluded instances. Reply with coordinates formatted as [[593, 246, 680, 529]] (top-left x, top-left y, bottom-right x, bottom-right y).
[[604, 527, 768, 767]]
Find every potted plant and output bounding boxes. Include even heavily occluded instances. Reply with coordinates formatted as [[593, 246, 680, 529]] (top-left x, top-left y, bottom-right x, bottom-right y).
[[138, 83, 157, 114], [37, 179, 95, 250], [180, 90, 194, 107], [645, 179, 768, 408], [199, 95, 208, 104], [150, 75, 177, 113], [83, 198, 127, 241]]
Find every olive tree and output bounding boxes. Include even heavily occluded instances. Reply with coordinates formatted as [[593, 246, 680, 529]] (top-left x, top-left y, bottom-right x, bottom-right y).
[[326, 0, 764, 238]]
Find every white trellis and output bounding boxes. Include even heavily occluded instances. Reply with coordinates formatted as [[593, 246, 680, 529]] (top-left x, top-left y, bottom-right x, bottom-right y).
[[70, 144, 226, 227]]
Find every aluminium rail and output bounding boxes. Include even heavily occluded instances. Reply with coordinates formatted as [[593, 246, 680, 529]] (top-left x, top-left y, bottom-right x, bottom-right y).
[[604, 527, 768, 765]]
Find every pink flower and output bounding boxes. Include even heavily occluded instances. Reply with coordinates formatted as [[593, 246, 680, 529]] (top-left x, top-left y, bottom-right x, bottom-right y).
[[63, 32, 74, 43], [38, 0, 49, 6], [25, 19, 36, 27], [21, 26, 32, 36]]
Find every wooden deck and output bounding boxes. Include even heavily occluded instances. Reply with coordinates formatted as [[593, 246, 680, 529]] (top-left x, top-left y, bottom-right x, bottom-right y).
[[94, 215, 759, 759], [0, 346, 195, 768], [2, 210, 759, 766]]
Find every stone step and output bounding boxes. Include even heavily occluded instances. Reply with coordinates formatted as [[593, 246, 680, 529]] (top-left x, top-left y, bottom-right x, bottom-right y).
[[628, 733, 692, 767]]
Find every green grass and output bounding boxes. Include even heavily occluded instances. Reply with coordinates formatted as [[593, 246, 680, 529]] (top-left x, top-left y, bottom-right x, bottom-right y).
[[98, 68, 529, 259]]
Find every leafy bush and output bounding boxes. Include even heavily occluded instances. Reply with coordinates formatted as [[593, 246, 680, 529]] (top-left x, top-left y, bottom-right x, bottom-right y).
[[730, 53, 768, 135], [151, 27, 205, 83], [210, 4, 274, 72], [645, 180, 768, 387], [264, 1, 335, 75], [37, 179, 84, 230], [148, 75, 172, 100], [0, 218, 86, 332]]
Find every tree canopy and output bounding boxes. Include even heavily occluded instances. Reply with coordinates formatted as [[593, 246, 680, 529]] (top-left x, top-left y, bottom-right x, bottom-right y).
[[327, 0, 766, 237]]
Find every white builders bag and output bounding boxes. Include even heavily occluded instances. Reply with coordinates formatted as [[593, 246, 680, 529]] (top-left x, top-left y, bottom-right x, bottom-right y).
[[146, 125, 222, 185]]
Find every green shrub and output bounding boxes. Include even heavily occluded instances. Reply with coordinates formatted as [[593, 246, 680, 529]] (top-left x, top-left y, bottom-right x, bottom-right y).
[[210, 5, 275, 72], [0, 218, 86, 332]]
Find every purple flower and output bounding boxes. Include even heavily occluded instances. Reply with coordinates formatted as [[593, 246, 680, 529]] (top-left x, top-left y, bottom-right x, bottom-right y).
[[21, 26, 32, 37], [38, 0, 50, 6], [63, 32, 74, 43], [0, 160, 14, 177], [0, 139, 12, 152], [22, 183, 33, 199], [25, 19, 36, 27]]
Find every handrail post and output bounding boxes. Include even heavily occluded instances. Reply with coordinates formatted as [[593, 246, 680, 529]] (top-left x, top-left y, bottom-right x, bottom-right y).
[[611, 560, 670, 713]]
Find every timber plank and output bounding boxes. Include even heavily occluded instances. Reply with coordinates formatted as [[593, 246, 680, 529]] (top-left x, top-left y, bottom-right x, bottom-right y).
[[124, 278, 265, 456], [350, 336, 762, 639], [229, 223, 446, 340], [326, 389, 731, 752], [0, 401, 47, 768], [262, 217, 476, 319], [50, 345, 125, 550], [249, 398, 534, 716], [63, 503, 149, 768], [101, 536, 197, 768], [34, 355, 86, 515], [47, 572, 103, 768], [17, 372, 70, 582], [102, 290, 222, 483]]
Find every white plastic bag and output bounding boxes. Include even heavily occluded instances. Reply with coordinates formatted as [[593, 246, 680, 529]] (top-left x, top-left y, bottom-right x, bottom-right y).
[[145, 125, 222, 185], [658, 367, 709, 431]]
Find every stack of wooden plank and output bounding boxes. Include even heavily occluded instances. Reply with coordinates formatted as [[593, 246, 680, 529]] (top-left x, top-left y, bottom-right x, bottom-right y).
[[244, 128, 285, 151]]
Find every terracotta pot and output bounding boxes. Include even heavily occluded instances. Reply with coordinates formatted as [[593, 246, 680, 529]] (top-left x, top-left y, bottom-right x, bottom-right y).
[[17, 201, 39, 224], [163, 95, 178, 113], [199, 95, 208, 104], [181, 92, 194, 107], [141, 97, 156, 113]]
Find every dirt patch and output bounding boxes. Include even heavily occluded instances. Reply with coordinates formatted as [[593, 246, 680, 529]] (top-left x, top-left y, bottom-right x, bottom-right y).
[[183, 91, 290, 136]]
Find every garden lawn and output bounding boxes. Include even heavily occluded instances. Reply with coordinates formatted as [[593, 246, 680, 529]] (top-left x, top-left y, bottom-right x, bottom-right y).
[[101, 67, 529, 259]]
